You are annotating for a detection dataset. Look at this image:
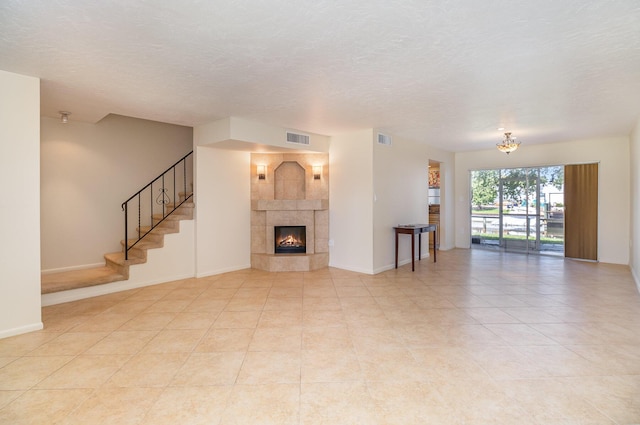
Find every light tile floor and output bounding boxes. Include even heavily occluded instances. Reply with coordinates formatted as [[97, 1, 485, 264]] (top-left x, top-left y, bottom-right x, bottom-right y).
[[1, 249, 640, 424]]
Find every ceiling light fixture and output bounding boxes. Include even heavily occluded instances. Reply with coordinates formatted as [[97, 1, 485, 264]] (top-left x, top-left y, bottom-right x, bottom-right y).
[[59, 111, 71, 124], [496, 132, 520, 154]]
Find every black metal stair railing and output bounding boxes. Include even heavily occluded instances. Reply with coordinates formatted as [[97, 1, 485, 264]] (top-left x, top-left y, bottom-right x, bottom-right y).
[[121, 151, 193, 260]]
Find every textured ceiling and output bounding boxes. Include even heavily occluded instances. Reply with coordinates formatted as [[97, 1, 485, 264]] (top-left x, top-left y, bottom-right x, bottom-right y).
[[1, 0, 640, 152]]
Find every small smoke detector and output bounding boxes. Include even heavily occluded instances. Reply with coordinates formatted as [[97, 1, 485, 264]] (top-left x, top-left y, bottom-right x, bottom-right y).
[[377, 133, 392, 146], [286, 131, 310, 145]]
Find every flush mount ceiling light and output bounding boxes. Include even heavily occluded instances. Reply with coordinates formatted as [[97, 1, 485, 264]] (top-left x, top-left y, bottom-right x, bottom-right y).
[[59, 111, 71, 123], [496, 132, 520, 154]]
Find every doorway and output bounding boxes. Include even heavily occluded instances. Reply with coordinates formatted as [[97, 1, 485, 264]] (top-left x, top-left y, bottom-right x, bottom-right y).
[[471, 166, 564, 255], [428, 160, 441, 249]]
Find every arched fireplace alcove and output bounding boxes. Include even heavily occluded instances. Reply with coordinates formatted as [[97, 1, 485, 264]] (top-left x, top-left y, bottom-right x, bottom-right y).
[[274, 161, 305, 200]]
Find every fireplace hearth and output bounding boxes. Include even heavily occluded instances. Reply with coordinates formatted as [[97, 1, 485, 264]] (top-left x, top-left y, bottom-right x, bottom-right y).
[[274, 226, 306, 254]]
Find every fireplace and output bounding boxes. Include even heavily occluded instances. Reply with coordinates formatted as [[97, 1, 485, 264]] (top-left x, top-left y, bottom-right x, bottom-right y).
[[274, 226, 306, 254]]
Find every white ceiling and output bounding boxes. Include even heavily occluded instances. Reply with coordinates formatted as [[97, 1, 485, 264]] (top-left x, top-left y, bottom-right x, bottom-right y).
[[1, 1, 639, 152]]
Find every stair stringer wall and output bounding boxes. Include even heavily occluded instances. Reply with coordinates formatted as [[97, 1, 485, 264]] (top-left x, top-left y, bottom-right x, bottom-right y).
[[42, 220, 195, 306]]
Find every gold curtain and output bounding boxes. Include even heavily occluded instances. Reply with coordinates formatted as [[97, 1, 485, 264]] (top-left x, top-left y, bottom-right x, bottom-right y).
[[564, 163, 598, 260]]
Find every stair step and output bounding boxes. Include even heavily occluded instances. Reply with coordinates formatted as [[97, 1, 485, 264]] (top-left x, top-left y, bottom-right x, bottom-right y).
[[121, 238, 164, 250], [152, 213, 191, 224], [127, 230, 164, 243], [104, 251, 146, 266], [154, 202, 194, 221], [41, 267, 127, 294], [105, 250, 138, 280], [179, 191, 193, 199], [137, 225, 179, 235], [165, 201, 195, 210], [155, 203, 194, 213]]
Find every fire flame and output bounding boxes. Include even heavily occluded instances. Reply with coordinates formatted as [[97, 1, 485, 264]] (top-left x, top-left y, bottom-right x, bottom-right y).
[[279, 234, 303, 246]]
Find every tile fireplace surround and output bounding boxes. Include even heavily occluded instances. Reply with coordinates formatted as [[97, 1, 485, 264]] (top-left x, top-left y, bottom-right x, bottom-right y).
[[251, 153, 329, 272]]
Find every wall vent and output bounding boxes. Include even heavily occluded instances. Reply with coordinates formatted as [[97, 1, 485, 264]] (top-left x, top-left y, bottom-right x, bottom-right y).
[[286, 131, 310, 145], [377, 133, 392, 146]]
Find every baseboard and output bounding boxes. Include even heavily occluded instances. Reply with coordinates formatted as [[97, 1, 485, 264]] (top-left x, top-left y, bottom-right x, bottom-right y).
[[327, 262, 375, 275], [372, 263, 396, 274], [195, 264, 251, 279], [371, 255, 427, 274], [0, 322, 44, 339], [631, 265, 640, 295], [41, 262, 104, 275], [41, 272, 195, 306]]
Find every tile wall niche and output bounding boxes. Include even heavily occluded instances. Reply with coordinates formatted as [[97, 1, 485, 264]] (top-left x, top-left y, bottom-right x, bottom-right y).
[[251, 153, 329, 272]]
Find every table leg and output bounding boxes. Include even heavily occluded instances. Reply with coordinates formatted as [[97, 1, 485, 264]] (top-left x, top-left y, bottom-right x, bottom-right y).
[[433, 229, 437, 263], [395, 231, 399, 269], [411, 233, 415, 272]]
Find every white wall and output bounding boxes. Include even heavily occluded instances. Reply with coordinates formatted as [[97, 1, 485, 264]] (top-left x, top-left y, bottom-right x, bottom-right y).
[[372, 136, 429, 272], [193, 117, 329, 277], [455, 137, 631, 265], [196, 116, 330, 152], [329, 130, 375, 273], [192, 118, 457, 276], [40, 115, 193, 272], [369, 136, 456, 272], [629, 117, 640, 290], [193, 143, 251, 277], [229, 117, 331, 152], [0, 70, 42, 338]]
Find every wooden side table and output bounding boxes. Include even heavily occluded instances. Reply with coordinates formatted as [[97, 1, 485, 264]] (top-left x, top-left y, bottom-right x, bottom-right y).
[[394, 224, 437, 271]]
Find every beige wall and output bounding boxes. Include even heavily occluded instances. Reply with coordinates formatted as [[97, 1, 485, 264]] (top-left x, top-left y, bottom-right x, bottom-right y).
[[328, 130, 456, 274], [40, 114, 193, 272], [193, 145, 252, 277], [194, 118, 458, 275], [455, 137, 631, 265], [193, 117, 329, 277], [0, 70, 42, 337], [329, 130, 375, 273], [372, 135, 429, 272], [196, 116, 330, 152], [371, 135, 456, 272], [629, 117, 640, 290]]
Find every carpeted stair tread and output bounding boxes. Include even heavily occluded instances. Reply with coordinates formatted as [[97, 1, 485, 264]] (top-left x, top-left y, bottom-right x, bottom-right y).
[[104, 251, 146, 266], [41, 267, 127, 294], [137, 225, 179, 235], [152, 213, 191, 222], [165, 201, 195, 210], [121, 238, 164, 249]]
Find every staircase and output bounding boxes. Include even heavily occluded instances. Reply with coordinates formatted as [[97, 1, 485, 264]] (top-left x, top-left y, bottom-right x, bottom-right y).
[[40, 198, 193, 295], [41, 152, 194, 295]]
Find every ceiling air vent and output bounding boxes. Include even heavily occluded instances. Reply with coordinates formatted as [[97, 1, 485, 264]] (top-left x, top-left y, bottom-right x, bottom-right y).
[[286, 131, 310, 145], [377, 133, 392, 146]]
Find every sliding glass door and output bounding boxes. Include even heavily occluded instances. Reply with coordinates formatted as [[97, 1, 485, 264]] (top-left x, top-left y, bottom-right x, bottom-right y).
[[499, 168, 540, 253], [471, 166, 564, 255]]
